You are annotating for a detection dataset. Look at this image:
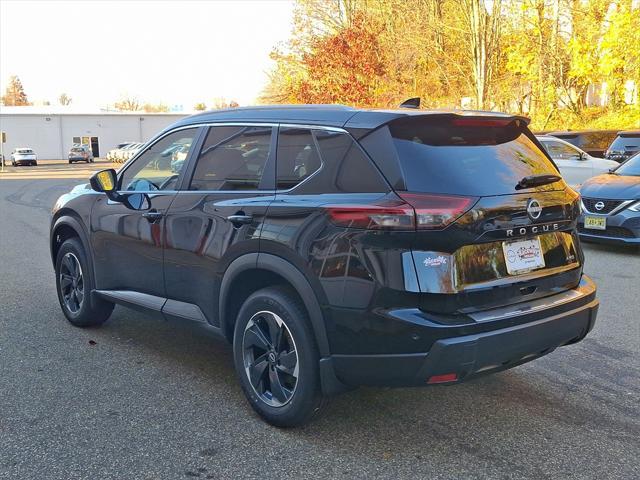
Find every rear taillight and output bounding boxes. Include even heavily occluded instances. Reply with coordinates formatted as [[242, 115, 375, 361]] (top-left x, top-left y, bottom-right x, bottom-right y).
[[399, 193, 478, 229], [326, 197, 414, 230], [326, 193, 477, 230]]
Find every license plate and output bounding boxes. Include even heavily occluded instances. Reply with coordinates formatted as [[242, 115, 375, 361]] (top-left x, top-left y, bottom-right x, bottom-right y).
[[502, 238, 545, 275], [584, 216, 606, 230]]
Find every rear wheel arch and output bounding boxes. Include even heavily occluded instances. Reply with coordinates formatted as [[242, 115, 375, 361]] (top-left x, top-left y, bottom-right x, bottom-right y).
[[219, 253, 331, 357]]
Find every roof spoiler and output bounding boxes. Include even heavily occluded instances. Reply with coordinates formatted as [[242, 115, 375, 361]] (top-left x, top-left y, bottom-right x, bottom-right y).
[[399, 97, 420, 109]]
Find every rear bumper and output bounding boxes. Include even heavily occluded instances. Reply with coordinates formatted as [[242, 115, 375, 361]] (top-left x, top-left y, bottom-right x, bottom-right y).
[[324, 276, 598, 388]]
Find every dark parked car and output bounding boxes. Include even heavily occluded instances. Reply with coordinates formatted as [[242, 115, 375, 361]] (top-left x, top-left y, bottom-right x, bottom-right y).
[[547, 130, 617, 158], [579, 152, 640, 244], [68, 145, 94, 163], [604, 130, 640, 163], [50, 105, 599, 426]]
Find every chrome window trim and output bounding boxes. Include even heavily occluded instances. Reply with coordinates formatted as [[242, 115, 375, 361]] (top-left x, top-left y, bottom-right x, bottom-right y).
[[117, 122, 349, 195]]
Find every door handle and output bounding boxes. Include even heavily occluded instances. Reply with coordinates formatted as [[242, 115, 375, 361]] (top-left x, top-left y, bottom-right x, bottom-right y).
[[143, 209, 164, 223], [227, 213, 253, 226]]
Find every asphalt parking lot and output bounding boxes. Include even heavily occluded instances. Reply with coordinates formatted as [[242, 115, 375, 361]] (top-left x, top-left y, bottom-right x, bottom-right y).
[[1, 161, 639, 480]]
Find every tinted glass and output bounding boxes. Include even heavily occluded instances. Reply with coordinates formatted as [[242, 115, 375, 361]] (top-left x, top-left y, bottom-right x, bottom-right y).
[[387, 118, 560, 196], [314, 130, 388, 193], [615, 153, 640, 176], [276, 128, 321, 189], [609, 134, 640, 150], [120, 128, 197, 191], [190, 125, 272, 191]]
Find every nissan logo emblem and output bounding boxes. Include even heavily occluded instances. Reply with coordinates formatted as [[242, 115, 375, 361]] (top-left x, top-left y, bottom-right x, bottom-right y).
[[527, 199, 542, 220], [595, 201, 605, 211]]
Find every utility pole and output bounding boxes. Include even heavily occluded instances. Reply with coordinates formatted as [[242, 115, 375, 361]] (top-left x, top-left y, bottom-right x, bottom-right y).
[[1, 131, 5, 173]]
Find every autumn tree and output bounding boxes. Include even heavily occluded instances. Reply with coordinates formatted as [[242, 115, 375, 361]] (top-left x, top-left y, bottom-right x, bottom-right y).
[[114, 96, 141, 111], [194, 102, 207, 111], [142, 103, 169, 113], [2, 75, 30, 106], [264, 0, 640, 129], [58, 93, 72, 106]]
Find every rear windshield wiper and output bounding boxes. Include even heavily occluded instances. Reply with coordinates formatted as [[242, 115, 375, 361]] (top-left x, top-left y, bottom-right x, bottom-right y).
[[515, 174, 562, 190]]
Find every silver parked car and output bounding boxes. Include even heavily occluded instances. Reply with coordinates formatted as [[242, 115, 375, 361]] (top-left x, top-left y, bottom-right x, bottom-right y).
[[68, 145, 94, 163], [11, 147, 38, 166]]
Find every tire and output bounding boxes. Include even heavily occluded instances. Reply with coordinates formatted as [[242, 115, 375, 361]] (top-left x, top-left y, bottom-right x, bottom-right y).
[[68, 160, 73, 164], [55, 237, 114, 327], [233, 286, 326, 427]]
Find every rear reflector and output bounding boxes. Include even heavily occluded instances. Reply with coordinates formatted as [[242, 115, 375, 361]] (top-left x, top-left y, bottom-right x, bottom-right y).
[[427, 373, 458, 384], [326, 193, 477, 231]]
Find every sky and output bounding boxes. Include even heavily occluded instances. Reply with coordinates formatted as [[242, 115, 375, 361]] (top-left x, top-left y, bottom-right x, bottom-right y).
[[0, 0, 295, 110]]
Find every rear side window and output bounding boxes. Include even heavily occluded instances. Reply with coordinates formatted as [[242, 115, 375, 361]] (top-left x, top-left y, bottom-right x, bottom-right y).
[[190, 125, 272, 191], [276, 128, 322, 189], [314, 130, 388, 193], [385, 117, 560, 196], [609, 134, 640, 150]]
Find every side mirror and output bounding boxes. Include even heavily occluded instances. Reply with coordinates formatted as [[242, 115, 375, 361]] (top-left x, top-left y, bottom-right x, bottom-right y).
[[90, 169, 150, 211], [90, 169, 117, 193]]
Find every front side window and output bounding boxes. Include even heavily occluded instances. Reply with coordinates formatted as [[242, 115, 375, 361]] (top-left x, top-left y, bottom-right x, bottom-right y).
[[120, 128, 197, 191], [190, 125, 272, 191]]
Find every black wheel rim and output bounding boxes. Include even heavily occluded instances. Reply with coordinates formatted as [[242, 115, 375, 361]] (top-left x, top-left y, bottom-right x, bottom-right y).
[[242, 310, 299, 408], [59, 252, 84, 314]]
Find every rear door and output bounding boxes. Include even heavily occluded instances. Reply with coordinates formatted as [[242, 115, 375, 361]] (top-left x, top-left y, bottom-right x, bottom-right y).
[[162, 124, 276, 325], [360, 115, 582, 314]]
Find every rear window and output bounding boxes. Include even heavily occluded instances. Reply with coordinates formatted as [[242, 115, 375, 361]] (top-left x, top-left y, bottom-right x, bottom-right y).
[[71, 147, 84, 152], [386, 117, 560, 196], [17, 149, 33, 154], [609, 134, 640, 151]]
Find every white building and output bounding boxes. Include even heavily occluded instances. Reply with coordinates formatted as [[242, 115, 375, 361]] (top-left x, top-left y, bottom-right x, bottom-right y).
[[0, 107, 189, 159]]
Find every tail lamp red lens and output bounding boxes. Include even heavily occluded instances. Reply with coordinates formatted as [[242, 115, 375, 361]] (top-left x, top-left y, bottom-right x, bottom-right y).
[[326, 193, 477, 230]]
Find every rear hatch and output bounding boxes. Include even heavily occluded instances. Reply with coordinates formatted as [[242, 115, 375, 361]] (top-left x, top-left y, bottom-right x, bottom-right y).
[[360, 114, 582, 315]]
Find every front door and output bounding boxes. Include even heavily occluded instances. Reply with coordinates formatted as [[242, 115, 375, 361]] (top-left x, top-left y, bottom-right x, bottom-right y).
[[90, 127, 201, 296], [90, 137, 99, 157], [163, 125, 276, 325]]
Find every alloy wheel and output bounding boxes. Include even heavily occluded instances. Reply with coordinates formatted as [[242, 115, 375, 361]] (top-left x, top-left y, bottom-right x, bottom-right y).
[[242, 310, 299, 407], [59, 252, 84, 314]]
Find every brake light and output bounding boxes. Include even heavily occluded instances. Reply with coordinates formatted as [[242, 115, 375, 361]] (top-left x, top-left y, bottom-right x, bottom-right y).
[[399, 193, 478, 229], [326, 193, 477, 230], [451, 118, 513, 127]]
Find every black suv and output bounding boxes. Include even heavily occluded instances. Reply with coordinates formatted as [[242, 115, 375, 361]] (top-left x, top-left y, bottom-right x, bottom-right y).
[[50, 106, 599, 426]]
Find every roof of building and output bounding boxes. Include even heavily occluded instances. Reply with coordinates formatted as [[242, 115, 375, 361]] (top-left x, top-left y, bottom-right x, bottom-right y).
[[0, 105, 188, 116]]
